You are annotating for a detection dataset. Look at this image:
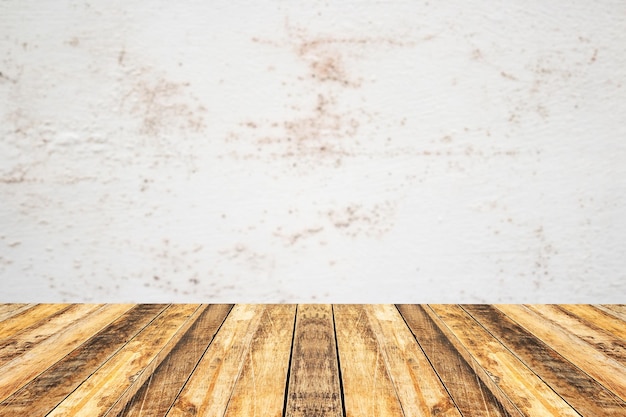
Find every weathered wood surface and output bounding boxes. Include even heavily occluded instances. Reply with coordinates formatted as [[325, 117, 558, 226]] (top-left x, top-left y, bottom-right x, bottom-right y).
[[398, 305, 513, 417], [1, 304, 167, 416], [463, 304, 626, 417], [223, 305, 295, 417], [334, 305, 402, 416], [120, 304, 232, 417], [0, 304, 624, 417], [166, 304, 267, 417], [498, 304, 626, 402], [286, 304, 343, 417]]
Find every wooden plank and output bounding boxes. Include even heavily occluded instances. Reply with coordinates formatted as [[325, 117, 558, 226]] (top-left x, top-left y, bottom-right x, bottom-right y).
[[595, 305, 626, 323], [0, 304, 133, 402], [601, 304, 626, 317], [0, 304, 71, 341], [365, 305, 461, 416], [397, 304, 513, 417], [559, 304, 626, 340], [119, 304, 233, 417], [0, 304, 167, 416], [166, 304, 266, 417], [464, 304, 626, 417], [526, 304, 626, 364], [0, 304, 102, 368], [334, 304, 402, 417], [497, 304, 626, 401], [46, 304, 201, 417], [223, 305, 296, 417], [0, 304, 35, 324], [418, 306, 524, 417], [429, 304, 581, 417], [285, 304, 343, 417]]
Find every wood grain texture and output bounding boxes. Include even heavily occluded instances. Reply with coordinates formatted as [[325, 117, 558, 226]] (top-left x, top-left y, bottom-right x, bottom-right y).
[[0, 304, 97, 369], [497, 304, 626, 401], [429, 304, 581, 417], [397, 304, 512, 417], [0, 304, 623, 417], [558, 304, 626, 341], [597, 304, 626, 321], [526, 304, 626, 364], [120, 304, 233, 417], [0, 304, 132, 402], [285, 304, 343, 417], [366, 304, 461, 417], [0, 305, 35, 324], [418, 306, 524, 417], [595, 305, 626, 323], [333, 304, 402, 417], [224, 305, 296, 417], [46, 304, 202, 417], [166, 304, 266, 417], [463, 304, 626, 417], [0, 304, 71, 340], [0, 304, 167, 416]]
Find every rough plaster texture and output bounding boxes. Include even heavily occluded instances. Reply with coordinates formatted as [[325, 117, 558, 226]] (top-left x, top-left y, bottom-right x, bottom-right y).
[[1, 1, 625, 302]]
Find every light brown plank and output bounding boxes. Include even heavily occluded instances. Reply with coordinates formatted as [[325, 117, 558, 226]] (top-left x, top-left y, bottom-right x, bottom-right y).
[[526, 304, 626, 364], [464, 304, 626, 417], [0, 304, 102, 368], [0, 304, 35, 324], [397, 305, 513, 417], [429, 304, 581, 417], [334, 304, 402, 417], [0, 304, 133, 402], [224, 305, 296, 417], [602, 305, 626, 317], [166, 304, 266, 417], [47, 304, 201, 417], [559, 304, 626, 341], [120, 304, 233, 417], [498, 304, 626, 401], [595, 305, 626, 323], [366, 305, 461, 416], [285, 304, 343, 417], [419, 306, 524, 417], [0, 304, 72, 342], [0, 304, 167, 416]]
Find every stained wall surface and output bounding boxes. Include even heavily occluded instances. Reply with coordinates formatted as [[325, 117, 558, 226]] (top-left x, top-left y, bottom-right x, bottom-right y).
[[1, 1, 625, 302]]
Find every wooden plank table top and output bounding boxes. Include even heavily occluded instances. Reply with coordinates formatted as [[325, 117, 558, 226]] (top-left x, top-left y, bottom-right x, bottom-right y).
[[0, 304, 624, 417]]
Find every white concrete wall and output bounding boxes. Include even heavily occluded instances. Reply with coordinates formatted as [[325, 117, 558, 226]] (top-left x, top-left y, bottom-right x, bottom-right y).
[[1, 1, 625, 302]]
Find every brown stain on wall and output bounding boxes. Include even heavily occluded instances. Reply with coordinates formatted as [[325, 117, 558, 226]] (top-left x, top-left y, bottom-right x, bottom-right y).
[[120, 68, 207, 138], [226, 25, 412, 169]]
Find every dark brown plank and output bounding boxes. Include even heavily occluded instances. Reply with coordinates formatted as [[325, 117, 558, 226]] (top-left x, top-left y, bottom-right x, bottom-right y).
[[119, 304, 233, 417], [397, 305, 513, 417], [284, 304, 342, 417], [0, 304, 167, 416], [464, 304, 626, 417]]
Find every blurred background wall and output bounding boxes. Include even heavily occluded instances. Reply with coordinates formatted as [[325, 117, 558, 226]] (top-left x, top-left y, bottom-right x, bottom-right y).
[[1, 1, 625, 302]]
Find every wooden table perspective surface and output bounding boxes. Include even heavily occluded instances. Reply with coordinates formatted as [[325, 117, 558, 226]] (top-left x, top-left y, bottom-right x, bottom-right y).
[[0, 304, 624, 417]]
